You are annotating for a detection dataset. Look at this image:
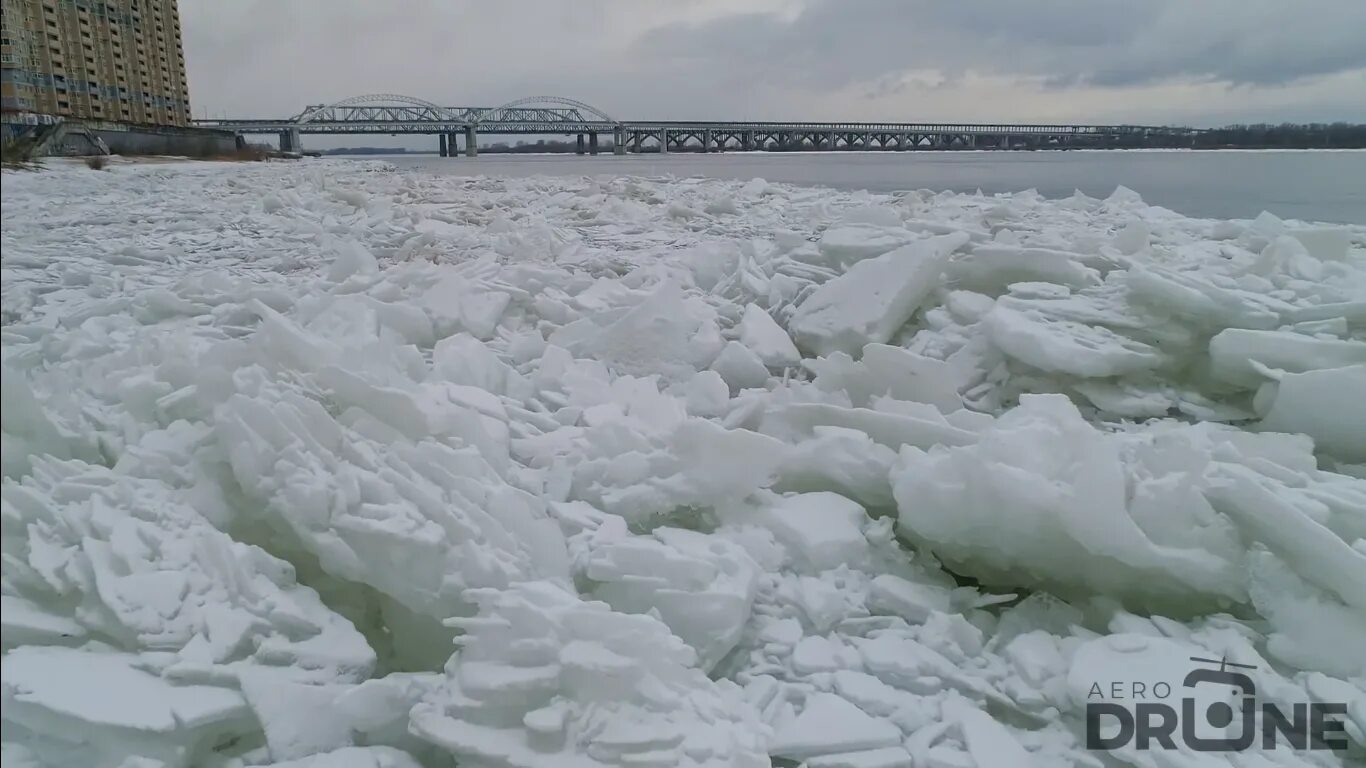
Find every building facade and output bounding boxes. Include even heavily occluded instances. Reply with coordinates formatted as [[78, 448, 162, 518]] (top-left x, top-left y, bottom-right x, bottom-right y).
[[1, 0, 190, 127]]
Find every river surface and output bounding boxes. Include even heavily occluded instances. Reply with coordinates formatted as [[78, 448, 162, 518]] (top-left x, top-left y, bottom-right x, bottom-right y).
[[381, 150, 1366, 224]]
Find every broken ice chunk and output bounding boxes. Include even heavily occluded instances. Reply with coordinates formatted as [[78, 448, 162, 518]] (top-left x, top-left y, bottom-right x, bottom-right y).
[[1289, 227, 1350, 262], [791, 233, 968, 358], [739, 303, 801, 368], [812, 226, 917, 267], [946, 698, 1031, 767], [265, 746, 425, 768], [1209, 329, 1366, 386], [0, 594, 87, 649], [1, 648, 254, 767], [804, 747, 914, 768], [710, 340, 771, 391], [949, 244, 1101, 293], [409, 582, 768, 768], [751, 492, 871, 571], [769, 693, 902, 761], [1258, 365, 1366, 462], [983, 304, 1164, 378], [584, 526, 760, 671], [791, 635, 854, 674], [1112, 220, 1150, 254], [867, 574, 952, 623]]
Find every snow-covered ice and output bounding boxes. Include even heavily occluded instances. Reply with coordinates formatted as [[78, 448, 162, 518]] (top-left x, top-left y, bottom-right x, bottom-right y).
[[2, 160, 1364, 767]]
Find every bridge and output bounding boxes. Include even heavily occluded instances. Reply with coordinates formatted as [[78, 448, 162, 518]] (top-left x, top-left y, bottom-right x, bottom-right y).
[[195, 94, 1205, 156]]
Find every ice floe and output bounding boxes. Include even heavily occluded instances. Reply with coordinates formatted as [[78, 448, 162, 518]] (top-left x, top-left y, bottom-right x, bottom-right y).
[[3, 159, 1364, 766]]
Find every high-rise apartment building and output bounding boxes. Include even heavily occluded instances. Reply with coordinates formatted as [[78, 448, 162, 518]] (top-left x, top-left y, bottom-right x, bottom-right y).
[[1, 0, 190, 127]]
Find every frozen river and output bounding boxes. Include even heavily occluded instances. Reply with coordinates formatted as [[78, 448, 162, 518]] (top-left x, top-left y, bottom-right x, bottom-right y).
[[387, 149, 1366, 224], [4, 158, 1364, 767]]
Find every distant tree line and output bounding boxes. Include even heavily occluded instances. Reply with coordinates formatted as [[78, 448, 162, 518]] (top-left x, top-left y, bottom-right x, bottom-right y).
[[481, 139, 611, 154], [319, 147, 408, 155], [1192, 122, 1366, 149]]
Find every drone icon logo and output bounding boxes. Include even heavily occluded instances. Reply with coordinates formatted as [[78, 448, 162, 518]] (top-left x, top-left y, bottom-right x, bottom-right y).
[[1188, 656, 1258, 673]]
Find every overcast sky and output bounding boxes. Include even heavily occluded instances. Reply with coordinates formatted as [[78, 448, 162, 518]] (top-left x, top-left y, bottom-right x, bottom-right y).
[[181, 0, 1366, 148]]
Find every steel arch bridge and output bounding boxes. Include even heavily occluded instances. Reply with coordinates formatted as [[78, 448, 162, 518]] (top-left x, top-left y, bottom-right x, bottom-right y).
[[476, 96, 617, 131], [195, 92, 1206, 156], [207, 93, 620, 135], [291, 93, 469, 126]]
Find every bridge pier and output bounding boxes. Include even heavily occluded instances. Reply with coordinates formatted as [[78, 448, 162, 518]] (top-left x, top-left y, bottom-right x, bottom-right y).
[[439, 133, 448, 157], [279, 128, 301, 154], [658, 129, 668, 154], [589, 133, 599, 155], [702, 129, 712, 153], [464, 126, 478, 157], [613, 127, 626, 155], [576, 134, 585, 155]]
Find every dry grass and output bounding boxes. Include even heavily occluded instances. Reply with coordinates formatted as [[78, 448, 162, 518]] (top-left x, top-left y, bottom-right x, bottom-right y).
[[84, 154, 110, 170], [2, 137, 42, 169]]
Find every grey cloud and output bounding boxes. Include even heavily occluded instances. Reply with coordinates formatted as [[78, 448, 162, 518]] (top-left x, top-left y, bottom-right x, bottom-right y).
[[914, 0, 1158, 48], [641, 0, 1366, 90], [178, 0, 1365, 139]]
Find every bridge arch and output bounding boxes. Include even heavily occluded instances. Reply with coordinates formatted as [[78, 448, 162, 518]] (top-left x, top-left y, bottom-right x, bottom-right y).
[[476, 96, 617, 125], [293, 94, 457, 124]]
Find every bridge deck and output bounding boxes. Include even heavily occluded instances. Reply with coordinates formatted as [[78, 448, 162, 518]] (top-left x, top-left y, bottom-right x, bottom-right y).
[[196, 118, 1199, 137]]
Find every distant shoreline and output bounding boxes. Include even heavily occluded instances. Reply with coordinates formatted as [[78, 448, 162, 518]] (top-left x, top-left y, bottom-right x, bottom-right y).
[[320, 147, 1366, 157]]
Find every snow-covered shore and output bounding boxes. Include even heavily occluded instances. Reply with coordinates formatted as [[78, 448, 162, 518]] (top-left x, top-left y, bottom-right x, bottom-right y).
[[2, 158, 1363, 767]]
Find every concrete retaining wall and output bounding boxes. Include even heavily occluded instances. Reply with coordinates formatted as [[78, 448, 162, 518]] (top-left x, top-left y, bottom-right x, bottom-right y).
[[3, 118, 240, 157], [92, 123, 239, 156]]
